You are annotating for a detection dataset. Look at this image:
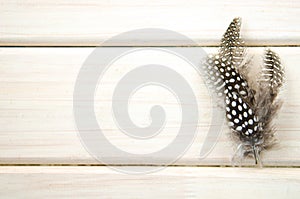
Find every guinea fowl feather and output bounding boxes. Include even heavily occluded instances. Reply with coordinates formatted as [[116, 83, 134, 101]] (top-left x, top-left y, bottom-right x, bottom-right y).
[[202, 18, 284, 165]]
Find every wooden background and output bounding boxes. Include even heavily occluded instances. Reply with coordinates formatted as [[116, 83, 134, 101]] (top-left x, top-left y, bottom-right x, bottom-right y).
[[0, 0, 300, 198]]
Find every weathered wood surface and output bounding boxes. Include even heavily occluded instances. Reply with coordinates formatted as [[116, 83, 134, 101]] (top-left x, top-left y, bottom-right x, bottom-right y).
[[1, 1, 299, 198], [0, 166, 299, 198], [0, 47, 299, 166], [0, 0, 299, 46]]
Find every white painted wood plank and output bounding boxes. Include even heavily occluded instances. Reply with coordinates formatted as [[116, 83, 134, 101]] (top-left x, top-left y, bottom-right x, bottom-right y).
[[0, 0, 299, 46], [0, 47, 299, 166], [0, 166, 299, 198]]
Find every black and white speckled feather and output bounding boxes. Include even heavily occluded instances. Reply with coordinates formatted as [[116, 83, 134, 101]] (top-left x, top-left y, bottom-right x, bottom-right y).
[[203, 18, 284, 165], [219, 18, 245, 69], [203, 18, 254, 100]]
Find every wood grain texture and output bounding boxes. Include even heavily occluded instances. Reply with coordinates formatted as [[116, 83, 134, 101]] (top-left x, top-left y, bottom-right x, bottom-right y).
[[0, 47, 299, 166], [0, 0, 299, 46], [0, 166, 299, 198]]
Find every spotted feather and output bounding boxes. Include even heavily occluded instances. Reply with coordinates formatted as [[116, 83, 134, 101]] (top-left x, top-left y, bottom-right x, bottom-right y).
[[202, 18, 284, 165]]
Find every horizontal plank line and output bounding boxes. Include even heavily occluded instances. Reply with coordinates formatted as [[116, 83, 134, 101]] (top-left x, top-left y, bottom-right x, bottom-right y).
[[1, 164, 300, 169], [1, 45, 300, 48]]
